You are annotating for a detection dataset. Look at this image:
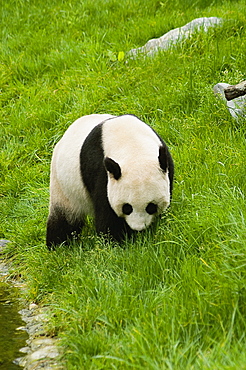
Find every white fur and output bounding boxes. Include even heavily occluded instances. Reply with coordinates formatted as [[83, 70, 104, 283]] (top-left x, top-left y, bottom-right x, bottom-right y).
[[50, 114, 170, 232], [103, 115, 170, 231], [49, 114, 115, 221]]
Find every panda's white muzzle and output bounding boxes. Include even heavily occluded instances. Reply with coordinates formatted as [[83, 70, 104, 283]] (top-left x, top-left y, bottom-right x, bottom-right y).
[[126, 213, 153, 232]]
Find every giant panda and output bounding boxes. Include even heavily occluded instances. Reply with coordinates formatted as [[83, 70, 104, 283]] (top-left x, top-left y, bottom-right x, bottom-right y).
[[46, 114, 174, 249]]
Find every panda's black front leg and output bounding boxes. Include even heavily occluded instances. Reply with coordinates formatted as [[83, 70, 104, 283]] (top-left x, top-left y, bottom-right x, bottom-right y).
[[46, 206, 83, 249], [93, 197, 132, 242]]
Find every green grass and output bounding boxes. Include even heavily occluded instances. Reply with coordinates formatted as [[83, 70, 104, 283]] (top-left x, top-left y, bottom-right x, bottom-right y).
[[1, 0, 246, 368]]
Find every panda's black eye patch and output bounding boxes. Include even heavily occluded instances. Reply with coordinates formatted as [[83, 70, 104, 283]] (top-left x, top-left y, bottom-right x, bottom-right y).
[[146, 202, 158, 215], [122, 203, 133, 215]]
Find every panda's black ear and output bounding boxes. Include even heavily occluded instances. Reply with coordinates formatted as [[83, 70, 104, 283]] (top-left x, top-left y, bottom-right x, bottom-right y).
[[158, 146, 168, 172], [104, 157, 122, 180]]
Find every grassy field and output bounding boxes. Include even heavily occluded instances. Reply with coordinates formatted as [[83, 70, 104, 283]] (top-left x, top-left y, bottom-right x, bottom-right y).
[[1, 0, 246, 368]]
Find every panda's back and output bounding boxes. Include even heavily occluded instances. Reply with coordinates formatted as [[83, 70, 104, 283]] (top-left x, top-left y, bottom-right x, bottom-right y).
[[60, 114, 115, 145], [50, 114, 163, 218], [102, 115, 162, 165], [50, 114, 115, 218]]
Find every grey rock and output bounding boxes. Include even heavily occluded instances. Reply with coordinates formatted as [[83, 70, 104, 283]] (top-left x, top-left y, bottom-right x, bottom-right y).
[[31, 338, 57, 351], [213, 83, 246, 118], [29, 345, 60, 361], [0, 239, 11, 248], [16, 326, 28, 332], [128, 17, 222, 57], [17, 303, 62, 369], [0, 253, 63, 369], [19, 347, 31, 354], [0, 262, 9, 277], [14, 356, 27, 367]]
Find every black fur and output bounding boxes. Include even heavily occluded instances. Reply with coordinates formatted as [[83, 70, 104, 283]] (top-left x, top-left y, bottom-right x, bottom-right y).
[[46, 115, 174, 247], [159, 145, 174, 197], [46, 205, 83, 249], [104, 157, 121, 180], [80, 122, 132, 241]]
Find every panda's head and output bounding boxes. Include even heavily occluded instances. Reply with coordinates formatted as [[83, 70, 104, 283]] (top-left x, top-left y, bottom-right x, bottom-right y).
[[104, 146, 170, 232]]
